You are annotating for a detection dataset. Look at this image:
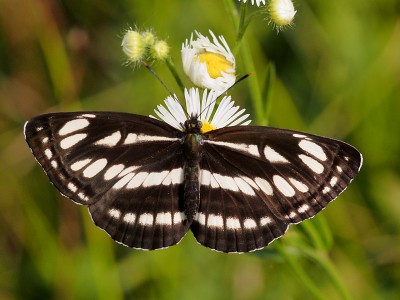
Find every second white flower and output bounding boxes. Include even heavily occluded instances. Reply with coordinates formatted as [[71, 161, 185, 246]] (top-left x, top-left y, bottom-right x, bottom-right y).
[[182, 31, 236, 93]]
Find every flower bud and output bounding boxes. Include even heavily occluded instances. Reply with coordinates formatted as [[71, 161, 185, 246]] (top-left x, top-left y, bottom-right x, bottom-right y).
[[121, 30, 146, 63], [268, 0, 296, 29], [150, 40, 170, 61]]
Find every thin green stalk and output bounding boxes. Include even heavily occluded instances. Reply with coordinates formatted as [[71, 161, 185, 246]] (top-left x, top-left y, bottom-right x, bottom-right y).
[[275, 242, 325, 300], [82, 211, 124, 300], [223, 0, 265, 124], [233, 4, 248, 55], [301, 248, 352, 300], [166, 58, 185, 93]]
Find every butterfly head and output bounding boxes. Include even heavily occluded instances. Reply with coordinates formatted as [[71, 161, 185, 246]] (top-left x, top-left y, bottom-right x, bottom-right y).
[[184, 116, 203, 134]]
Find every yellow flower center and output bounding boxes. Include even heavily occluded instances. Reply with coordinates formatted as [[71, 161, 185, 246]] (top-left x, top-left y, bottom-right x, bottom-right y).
[[197, 52, 234, 79], [201, 121, 216, 133]]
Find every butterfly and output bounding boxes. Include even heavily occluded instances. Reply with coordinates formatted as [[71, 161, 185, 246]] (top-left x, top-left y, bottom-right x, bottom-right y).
[[24, 88, 362, 253]]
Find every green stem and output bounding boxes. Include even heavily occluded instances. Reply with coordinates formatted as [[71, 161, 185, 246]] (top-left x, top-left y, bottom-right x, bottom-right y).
[[301, 248, 352, 300], [275, 242, 325, 300], [223, 0, 265, 124], [233, 4, 248, 55], [166, 57, 185, 93]]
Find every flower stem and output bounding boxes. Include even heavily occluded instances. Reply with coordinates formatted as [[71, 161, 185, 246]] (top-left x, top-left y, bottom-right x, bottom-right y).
[[224, 0, 265, 124], [275, 242, 325, 299], [166, 58, 185, 94], [300, 247, 352, 300], [233, 3, 248, 55]]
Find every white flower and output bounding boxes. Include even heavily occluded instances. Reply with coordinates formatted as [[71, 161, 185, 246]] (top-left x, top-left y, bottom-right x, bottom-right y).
[[238, 0, 266, 6], [268, 0, 296, 29], [151, 88, 250, 133], [182, 31, 236, 94]]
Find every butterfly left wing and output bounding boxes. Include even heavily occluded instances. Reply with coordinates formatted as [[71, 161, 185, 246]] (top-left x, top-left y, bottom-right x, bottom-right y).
[[24, 112, 190, 250], [191, 126, 362, 253]]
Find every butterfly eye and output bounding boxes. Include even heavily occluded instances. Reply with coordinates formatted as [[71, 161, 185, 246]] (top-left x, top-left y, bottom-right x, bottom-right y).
[[183, 120, 190, 129], [196, 120, 202, 129]]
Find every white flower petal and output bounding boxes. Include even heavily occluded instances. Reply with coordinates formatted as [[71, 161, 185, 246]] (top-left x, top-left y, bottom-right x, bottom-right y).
[[151, 88, 250, 130], [238, 0, 265, 6]]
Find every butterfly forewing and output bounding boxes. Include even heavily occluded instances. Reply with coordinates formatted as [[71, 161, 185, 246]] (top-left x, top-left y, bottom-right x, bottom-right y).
[[24, 112, 190, 250], [191, 126, 362, 253]]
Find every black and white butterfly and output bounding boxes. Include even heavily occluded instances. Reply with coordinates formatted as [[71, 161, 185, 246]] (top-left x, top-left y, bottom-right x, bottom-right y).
[[24, 88, 362, 253]]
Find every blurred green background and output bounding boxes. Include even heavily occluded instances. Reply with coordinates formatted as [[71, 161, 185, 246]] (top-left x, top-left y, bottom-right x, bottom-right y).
[[1, 0, 399, 299]]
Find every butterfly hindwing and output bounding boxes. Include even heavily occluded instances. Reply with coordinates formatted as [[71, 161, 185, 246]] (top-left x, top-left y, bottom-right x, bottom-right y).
[[24, 112, 190, 250], [191, 126, 362, 253]]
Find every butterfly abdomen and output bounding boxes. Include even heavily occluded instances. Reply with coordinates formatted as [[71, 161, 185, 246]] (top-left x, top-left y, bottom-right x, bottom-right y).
[[183, 133, 203, 223]]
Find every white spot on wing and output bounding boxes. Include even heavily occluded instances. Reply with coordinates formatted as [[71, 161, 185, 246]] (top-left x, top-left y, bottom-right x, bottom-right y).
[[162, 168, 183, 185], [143, 171, 169, 187], [234, 177, 255, 195], [78, 192, 88, 201], [260, 217, 272, 226], [127, 172, 148, 189], [173, 212, 186, 224], [214, 174, 238, 191], [200, 169, 211, 186], [273, 175, 295, 197], [299, 154, 324, 174], [104, 164, 125, 180], [293, 134, 306, 138], [264, 146, 288, 163], [243, 218, 257, 229], [83, 158, 108, 178], [255, 177, 273, 195], [118, 166, 138, 178], [124, 133, 178, 144], [95, 131, 121, 147], [226, 217, 241, 230], [82, 114, 96, 118], [42, 137, 49, 144], [51, 160, 58, 168], [123, 213, 136, 224], [139, 213, 154, 226], [44, 149, 53, 159], [242, 177, 259, 190], [298, 204, 310, 214], [155, 212, 172, 225], [330, 176, 338, 186], [195, 212, 206, 225], [109, 208, 121, 219], [71, 158, 92, 171], [207, 214, 224, 228], [59, 119, 90, 136], [336, 166, 343, 173], [322, 186, 331, 194], [299, 140, 327, 161], [113, 173, 135, 189], [206, 141, 260, 157], [200, 170, 219, 188], [60, 133, 87, 149], [68, 183, 77, 192], [289, 178, 309, 193]]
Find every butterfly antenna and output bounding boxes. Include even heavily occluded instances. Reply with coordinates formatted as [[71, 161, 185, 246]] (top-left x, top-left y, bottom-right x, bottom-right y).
[[226, 73, 252, 93], [199, 73, 252, 118], [143, 62, 175, 97]]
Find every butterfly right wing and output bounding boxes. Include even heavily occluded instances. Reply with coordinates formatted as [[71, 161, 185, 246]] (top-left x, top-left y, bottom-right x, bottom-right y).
[[191, 125, 362, 253], [24, 112, 189, 250]]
